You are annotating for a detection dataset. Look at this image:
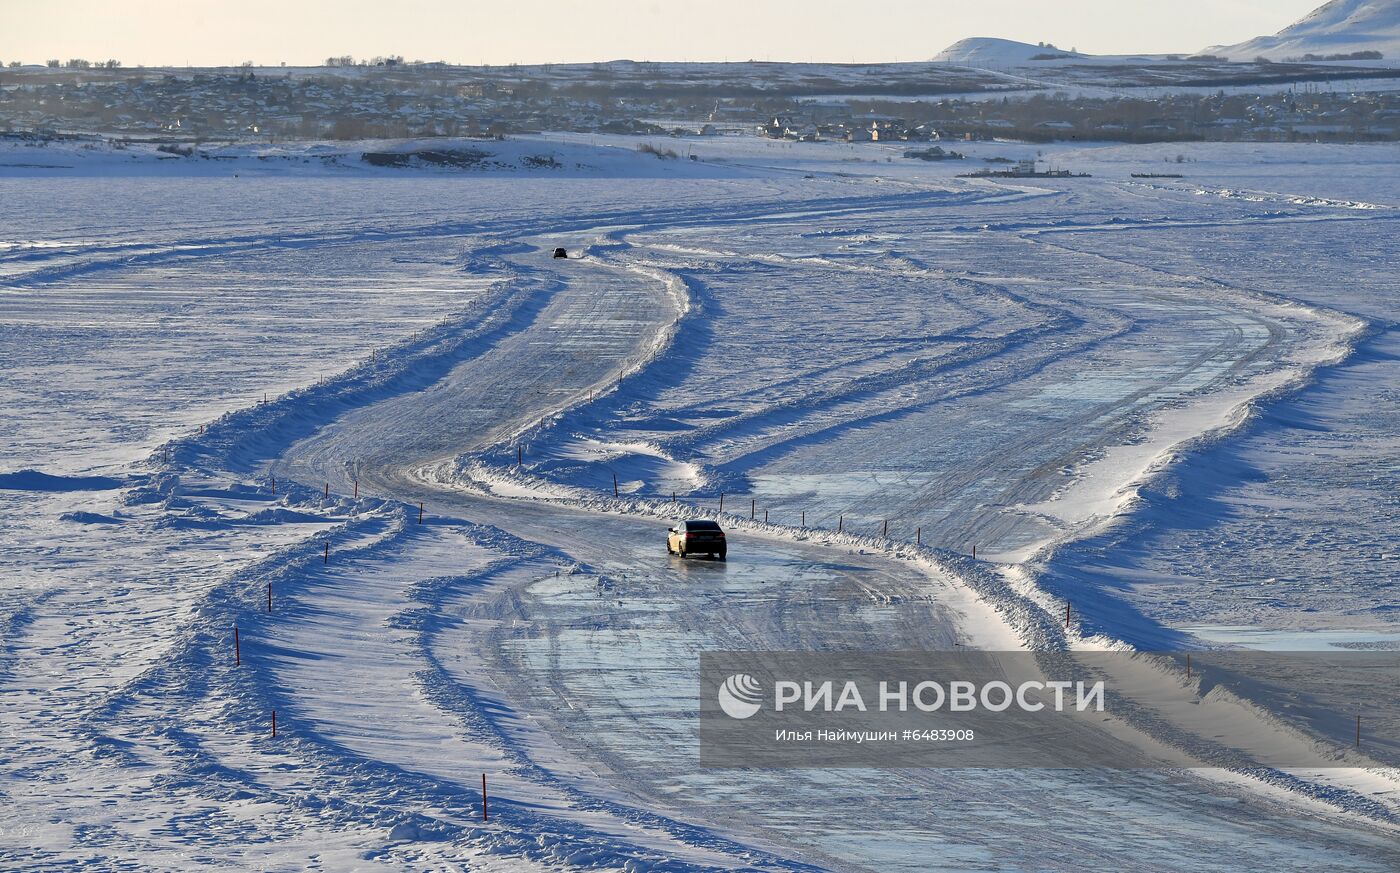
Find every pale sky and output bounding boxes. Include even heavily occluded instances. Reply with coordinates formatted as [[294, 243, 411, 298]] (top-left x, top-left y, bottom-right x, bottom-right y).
[[1, 0, 1325, 67]]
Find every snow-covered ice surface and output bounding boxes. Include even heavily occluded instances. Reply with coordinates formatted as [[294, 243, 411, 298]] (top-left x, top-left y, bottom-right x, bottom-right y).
[[4, 134, 1400, 870]]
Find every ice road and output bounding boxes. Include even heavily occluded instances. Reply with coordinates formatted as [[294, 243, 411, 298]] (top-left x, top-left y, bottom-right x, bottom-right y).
[[3, 135, 1400, 870]]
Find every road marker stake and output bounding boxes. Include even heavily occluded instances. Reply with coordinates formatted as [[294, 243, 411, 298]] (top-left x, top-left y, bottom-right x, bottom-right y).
[[883, 519, 888, 537], [234, 626, 240, 666], [266, 582, 272, 613], [1065, 603, 1071, 628], [272, 710, 277, 738], [323, 542, 328, 564], [418, 502, 424, 524], [482, 773, 489, 822], [838, 514, 843, 533], [613, 474, 618, 497], [324, 482, 329, 498], [751, 499, 755, 519], [917, 526, 921, 546]]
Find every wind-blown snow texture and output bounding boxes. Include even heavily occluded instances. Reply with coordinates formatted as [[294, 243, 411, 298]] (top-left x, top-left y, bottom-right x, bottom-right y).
[[3, 133, 1400, 870]]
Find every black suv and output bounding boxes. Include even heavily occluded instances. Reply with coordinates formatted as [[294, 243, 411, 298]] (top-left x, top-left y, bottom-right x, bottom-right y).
[[666, 520, 727, 560]]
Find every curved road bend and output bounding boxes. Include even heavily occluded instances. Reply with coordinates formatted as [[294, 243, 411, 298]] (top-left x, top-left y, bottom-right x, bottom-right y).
[[271, 245, 1400, 871]]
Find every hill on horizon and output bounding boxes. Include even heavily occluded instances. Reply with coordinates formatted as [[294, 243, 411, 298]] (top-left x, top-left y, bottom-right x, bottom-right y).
[[933, 37, 1087, 67], [1207, 0, 1400, 60]]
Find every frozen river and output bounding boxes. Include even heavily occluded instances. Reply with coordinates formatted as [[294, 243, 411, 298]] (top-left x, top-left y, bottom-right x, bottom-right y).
[[3, 136, 1399, 869]]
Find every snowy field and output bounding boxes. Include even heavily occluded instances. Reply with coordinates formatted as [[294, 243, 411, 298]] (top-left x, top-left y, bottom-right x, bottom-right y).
[[3, 133, 1400, 870]]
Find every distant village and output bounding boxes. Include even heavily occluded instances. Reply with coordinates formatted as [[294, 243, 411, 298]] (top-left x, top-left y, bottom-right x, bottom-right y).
[[768, 90, 1400, 144], [3, 58, 1399, 145]]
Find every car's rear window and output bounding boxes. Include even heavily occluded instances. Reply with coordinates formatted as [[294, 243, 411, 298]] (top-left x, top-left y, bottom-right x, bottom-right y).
[[686, 520, 722, 531]]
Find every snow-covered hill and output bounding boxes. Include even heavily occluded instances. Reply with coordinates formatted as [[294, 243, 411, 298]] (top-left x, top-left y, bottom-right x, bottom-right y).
[[1207, 0, 1400, 60], [934, 37, 1086, 66]]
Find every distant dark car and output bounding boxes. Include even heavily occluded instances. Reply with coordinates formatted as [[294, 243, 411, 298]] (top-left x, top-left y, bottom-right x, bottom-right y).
[[553, 247, 568, 259], [667, 519, 726, 560]]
